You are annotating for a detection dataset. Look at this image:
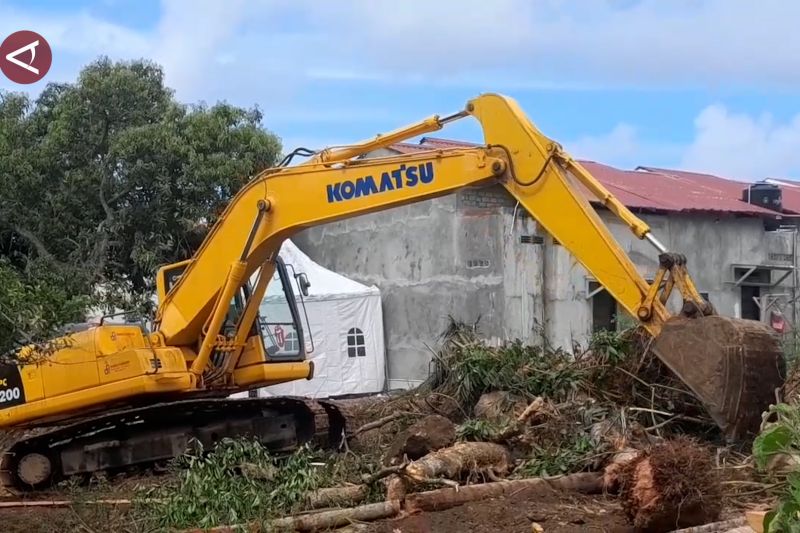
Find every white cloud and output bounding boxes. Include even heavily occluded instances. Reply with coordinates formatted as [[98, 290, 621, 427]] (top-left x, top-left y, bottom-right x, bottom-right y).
[[681, 105, 800, 180], [568, 124, 640, 162], [4, 1, 800, 98], [0, 6, 149, 58], [2, 0, 800, 182], [562, 106, 800, 180], [256, 0, 800, 90], [152, 0, 248, 95], [565, 123, 683, 169], [0, 5, 152, 93]]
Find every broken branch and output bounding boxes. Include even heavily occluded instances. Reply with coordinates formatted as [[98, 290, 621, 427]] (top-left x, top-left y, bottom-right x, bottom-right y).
[[353, 411, 420, 436], [361, 463, 408, 485]]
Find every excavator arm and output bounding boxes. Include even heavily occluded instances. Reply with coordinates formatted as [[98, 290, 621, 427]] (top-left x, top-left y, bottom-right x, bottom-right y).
[[153, 93, 782, 440]]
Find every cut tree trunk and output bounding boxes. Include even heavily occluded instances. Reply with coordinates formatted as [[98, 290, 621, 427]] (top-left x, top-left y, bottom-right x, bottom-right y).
[[385, 475, 406, 503], [602, 448, 640, 493], [491, 397, 546, 443], [619, 437, 722, 532], [0, 499, 133, 508], [404, 441, 512, 483], [195, 501, 401, 533], [405, 473, 604, 513], [383, 414, 456, 466], [305, 485, 368, 509], [669, 518, 747, 533], [270, 501, 400, 532]]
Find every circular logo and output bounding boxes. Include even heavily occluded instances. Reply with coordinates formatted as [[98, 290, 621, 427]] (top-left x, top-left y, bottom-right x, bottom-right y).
[[0, 31, 52, 84]]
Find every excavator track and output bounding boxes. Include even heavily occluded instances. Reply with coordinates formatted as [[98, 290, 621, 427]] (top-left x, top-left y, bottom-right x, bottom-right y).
[[0, 396, 347, 494]]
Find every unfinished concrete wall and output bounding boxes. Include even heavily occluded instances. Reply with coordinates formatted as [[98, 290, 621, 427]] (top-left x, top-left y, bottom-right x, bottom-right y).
[[294, 186, 542, 389], [546, 211, 797, 351], [296, 171, 797, 388]]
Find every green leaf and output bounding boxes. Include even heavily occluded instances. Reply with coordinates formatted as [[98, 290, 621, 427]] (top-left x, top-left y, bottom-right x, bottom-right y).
[[764, 509, 776, 532], [754, 425, 795, 470]]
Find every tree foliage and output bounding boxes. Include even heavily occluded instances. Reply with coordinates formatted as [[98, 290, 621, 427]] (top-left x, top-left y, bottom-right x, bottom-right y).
[[0, 57, 282, 355]]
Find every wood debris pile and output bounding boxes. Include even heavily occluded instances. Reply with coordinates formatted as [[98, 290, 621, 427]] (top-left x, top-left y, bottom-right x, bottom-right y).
[[176, 320, 767, 532]]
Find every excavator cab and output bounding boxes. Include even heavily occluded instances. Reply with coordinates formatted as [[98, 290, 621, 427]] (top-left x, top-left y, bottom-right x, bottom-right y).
[[157, 255, 309, 366]]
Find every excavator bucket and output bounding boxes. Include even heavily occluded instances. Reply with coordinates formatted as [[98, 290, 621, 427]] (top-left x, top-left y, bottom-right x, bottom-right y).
[[652, 315, 786, 442]]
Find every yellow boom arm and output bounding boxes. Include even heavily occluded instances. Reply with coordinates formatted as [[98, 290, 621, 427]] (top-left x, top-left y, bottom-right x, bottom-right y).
[[156, 93, 703, 359]]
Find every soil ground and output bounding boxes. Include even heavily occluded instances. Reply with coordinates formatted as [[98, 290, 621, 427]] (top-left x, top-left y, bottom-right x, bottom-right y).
[[367, 489, 633, 533]]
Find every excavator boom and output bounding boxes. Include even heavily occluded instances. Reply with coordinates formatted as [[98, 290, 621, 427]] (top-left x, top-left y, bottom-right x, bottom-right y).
[[0, 93, 784, 492]]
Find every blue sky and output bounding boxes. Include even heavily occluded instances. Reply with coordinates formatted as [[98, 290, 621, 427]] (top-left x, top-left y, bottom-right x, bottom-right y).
[[2, 0, 799, 180]]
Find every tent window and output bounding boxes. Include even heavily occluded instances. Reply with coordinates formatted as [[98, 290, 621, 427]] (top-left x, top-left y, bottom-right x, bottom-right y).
[[284, 331, 299, 353], [347, 328, 366, 357]]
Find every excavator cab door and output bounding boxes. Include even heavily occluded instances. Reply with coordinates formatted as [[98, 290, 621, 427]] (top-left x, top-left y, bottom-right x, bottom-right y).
[[157, 257, 309, 362], [257, 257, 307, 362]]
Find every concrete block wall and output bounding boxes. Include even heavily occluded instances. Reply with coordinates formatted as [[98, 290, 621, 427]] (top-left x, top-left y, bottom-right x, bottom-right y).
[[545, 211, 798, 351], [458, 184, 519, 209], [294, 192, 543, 389]]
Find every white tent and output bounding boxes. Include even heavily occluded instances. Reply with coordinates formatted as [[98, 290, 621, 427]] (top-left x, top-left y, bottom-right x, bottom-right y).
[[252, 240, 387, 398]]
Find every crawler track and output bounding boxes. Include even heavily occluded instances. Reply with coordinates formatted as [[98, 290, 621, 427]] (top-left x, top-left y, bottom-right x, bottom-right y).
[[0, 397, 347, 494]]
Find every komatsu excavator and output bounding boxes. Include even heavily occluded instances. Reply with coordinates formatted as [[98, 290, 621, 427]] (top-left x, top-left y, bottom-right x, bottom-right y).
[[0, 93, 785, 492]]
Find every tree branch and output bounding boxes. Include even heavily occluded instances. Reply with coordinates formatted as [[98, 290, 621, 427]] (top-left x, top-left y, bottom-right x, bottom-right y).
[[89, 113, 116, 279], [8, 223, 74, 274]]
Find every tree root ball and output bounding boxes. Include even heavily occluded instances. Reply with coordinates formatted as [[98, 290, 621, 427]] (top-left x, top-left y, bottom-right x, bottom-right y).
[[618, 436, 722, 532]]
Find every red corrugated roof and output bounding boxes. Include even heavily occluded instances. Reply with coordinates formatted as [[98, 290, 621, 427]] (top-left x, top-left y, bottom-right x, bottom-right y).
[[390, 142, 436, 154], [636, 166, 800, 215], [383, 138, 787, 217]]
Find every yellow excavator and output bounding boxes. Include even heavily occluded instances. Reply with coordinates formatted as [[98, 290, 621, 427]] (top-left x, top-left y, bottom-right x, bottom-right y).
[[0, 93, 785, 492]]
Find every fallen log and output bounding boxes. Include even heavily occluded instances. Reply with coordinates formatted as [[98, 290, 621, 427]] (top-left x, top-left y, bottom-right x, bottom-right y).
[[602, 447, 640, 493], [385, 474, 406, 503], [405, 472, 603, 513], [191, 501, 401, 533], [305, 485, 368, 509], [668, 517, 746, 532], [0, 499, 133, 508], [270, 501, 400, 532], [362, 463, 407, 485], [383, 414, 456, 465], [404, 441, 511, 483]]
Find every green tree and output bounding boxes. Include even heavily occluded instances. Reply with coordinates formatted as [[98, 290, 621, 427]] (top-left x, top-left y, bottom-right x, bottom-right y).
[[0, 57, 282, 355]]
